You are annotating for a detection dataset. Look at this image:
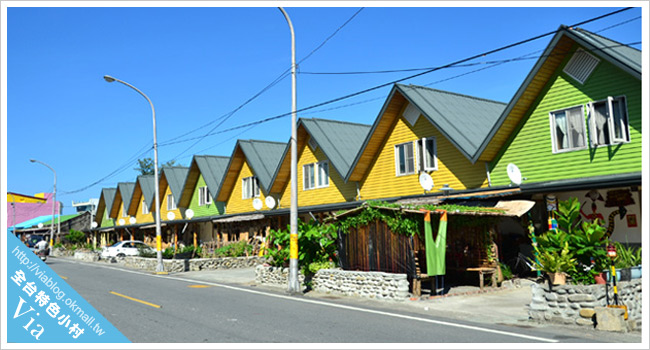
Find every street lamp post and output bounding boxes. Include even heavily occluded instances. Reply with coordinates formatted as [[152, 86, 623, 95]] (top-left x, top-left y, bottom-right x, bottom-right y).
[[104, 75, 165, 273], [278, 7, 300, 294], [29, 159, 57, 255]]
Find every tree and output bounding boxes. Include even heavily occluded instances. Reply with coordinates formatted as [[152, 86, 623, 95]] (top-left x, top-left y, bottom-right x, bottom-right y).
[[135, 158, 177, 175]]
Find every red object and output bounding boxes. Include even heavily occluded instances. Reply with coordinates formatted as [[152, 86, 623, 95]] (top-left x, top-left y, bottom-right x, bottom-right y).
[[594, 272, 607, 284], [607, 244, 617, 258]]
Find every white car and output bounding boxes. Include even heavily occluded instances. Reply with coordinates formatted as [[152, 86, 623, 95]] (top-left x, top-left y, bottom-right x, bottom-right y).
[[100, 240, 154, 259]]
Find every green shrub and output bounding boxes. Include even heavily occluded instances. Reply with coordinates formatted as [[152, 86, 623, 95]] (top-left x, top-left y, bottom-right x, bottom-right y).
[[614, 242, 642, 269], [65, 229, 86, 245]]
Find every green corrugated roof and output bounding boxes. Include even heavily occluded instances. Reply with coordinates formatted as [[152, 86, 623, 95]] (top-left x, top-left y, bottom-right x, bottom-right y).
[[161, 166, 189, 208], [194, 155, 230, 202], [570, 26, 641, 77], [136, 175, 156, 209], [396, 84, 506, 160], [239, 140, 286, 193], [39, 213, 81, 226], [301, 118, 371, 178]]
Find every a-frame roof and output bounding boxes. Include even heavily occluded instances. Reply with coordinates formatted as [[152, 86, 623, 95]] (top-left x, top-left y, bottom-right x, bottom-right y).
[[159, 166, 190, 208], [345, 83, 506, 182], [179, 155, 230, 208], [109, 182, 135, 218], [127, 175, 156, 215], [269, 118, 371, 193], [474, 25, 642, 163], [95, 188, 116, 224], [216, 140, 286, 202]]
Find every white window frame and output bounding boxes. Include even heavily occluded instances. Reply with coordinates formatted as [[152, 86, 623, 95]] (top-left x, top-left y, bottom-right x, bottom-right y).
[[303, 161, 329, 190], [242, 176, 260, 200], [549, 105, 588, 153], [394, 141, 416, 176], [198, 186, 212, 206], [142, 200, 149, 215], [167, 194, 176, 211], [417, 137, 438, 172], [587, 95, 630, 147], [122, 204, 128, 217]]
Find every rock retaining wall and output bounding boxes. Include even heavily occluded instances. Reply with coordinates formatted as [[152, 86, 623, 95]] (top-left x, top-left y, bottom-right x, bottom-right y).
[[122, 256, 267, 273], [73, 251, 99, 262], [529, 279, 642, 330], [255, 266, 409, 301]]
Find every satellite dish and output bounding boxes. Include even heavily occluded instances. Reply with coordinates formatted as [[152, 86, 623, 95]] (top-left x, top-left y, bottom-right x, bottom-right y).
[[167, 212, 175, 221], [91, 221, 98, 229], [118, 218, 125, 225], [38, 223, 44, 229], [419, 172, 434, 191], [265, 196, 276, 209], [507, 163, 523, 186], [185, 209, 194, 219], [129, 217, 136, 225], [252, 198, 263, 210]]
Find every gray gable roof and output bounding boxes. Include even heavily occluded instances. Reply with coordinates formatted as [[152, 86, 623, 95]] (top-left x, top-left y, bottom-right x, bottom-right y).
[[396, 84, 506, 160], [301, 118, 371, 178], [116, 182, 135, 212], [569, 26, 641, 78], [101, 188, 117, 216], [239, 140, 286, 193], [136, 175, 156, 209], [194, 155, 230, 201], [161, 166, 189, 208]]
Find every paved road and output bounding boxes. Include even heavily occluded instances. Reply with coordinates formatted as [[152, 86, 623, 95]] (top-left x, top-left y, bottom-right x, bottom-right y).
[[47, 258, 641, 344]]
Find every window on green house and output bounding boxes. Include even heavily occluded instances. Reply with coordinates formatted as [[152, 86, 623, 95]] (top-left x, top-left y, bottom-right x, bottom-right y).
[[588, 96, 630, 147], [549, 105, 587, 153], [199, 186, 212, 206]]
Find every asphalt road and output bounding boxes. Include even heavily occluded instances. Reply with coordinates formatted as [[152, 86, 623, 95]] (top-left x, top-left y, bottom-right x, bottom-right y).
[[46, 258, 638, 344]]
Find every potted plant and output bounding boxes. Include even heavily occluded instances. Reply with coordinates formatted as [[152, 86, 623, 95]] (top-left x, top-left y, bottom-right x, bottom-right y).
[[611, 242, 642, 281], [531, 242, 577, 285]]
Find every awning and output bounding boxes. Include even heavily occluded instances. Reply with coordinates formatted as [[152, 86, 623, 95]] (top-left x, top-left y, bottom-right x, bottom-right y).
[[494, 200, 536, 217], [213, 214, 265, 223], [140, 223, 168, 229]]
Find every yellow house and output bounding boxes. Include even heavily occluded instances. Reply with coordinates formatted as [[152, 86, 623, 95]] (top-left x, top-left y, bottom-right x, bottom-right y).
[[269, 118, 370, 208], [217, 140, 286, 215], [107, 182, 136, 241], [127, 175, 156, 225], [158, 166, 189, 224], [346, 84, 506, 200]]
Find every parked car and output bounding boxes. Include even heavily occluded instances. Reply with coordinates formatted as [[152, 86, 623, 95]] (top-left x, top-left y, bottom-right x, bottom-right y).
[[100, 240, 154, 259]]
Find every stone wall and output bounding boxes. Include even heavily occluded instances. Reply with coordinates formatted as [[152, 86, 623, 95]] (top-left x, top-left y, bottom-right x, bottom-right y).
[[73, 251, 99, 262], [255, 266, 410, 301], [529, 279, 642, 330], [122, 256, 267, 273]]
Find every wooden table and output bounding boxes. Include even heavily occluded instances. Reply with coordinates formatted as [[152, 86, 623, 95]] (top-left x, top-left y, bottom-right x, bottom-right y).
[[465, 267, 497, 290]]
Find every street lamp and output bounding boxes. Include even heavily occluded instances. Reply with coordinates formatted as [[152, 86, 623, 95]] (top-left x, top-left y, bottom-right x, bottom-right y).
[[29, 159, 57, 255], [278, 7, 300, 294], [104, 75, 165, 274]]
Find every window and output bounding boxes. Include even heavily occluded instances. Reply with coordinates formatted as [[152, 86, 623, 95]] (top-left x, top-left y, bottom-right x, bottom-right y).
[[588, 96, 630, 146], [122, 204, 128, 217], [417, 137, 438, 171], [395, 142, 416, 176], [242, 176, 260, 199], [549, 106, 587, 153], [303, 161, 329, 190], [142, 200, 149, 215], [198, 186, 212, 206], [167, 194, 176, 211]]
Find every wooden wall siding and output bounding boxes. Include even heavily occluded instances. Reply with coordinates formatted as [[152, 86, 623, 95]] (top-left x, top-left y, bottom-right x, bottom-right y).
[[188, 174, 225, 217], [269, 128, 305, 194], [225, 160, 268, 214], [360, 115, 489, 200], [134, 194, 154, 224], [479, 35, 574, 162], [159, 185, 183, 221], [109, 191, 122, 218], [489, 46, 642, 186], [278, 141, 357, 208], [217, 148, 245, 202], [338, 219, 417, 276]]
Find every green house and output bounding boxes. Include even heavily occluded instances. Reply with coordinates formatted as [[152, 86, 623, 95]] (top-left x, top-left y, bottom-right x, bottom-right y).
[[93, 187, 117, 247], [476, 25, 641, 244]]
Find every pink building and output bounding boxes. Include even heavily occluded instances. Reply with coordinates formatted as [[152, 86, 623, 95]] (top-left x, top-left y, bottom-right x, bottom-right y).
[[6, 192, 62, 228]]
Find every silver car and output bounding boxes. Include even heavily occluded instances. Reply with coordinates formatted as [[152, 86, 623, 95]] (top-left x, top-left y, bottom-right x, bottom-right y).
[[100, 240, 154, 259]]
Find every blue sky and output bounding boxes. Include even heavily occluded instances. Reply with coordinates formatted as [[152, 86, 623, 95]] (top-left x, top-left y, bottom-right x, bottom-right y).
[[3, 3, 644, 215]]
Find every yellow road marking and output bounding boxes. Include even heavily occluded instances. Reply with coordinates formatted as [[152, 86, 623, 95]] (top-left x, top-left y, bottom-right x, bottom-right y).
[[109, 291, 162, 308], [187, 284, 212, 288], [59, 276, 68, 280]]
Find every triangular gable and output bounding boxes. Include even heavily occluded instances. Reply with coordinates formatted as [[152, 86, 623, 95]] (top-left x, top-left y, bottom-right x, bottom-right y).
[[128, 175, 155, 216], [269, 118, 371, 193], [159, 166, 189, 209], [95, 187, 116, 224], [109, 183, 135, 218], [179, 155, 229, 208], [346, 84, 505, 182], [474, 25, 642, 163]]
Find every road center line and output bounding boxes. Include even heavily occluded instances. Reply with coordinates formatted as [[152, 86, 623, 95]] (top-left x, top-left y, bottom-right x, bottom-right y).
[[109, 291, 162, 309], [61, 259, 557, 343]]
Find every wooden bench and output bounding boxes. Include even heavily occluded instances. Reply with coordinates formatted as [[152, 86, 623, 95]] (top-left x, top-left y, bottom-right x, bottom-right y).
[[465, 267, 498, 290]]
